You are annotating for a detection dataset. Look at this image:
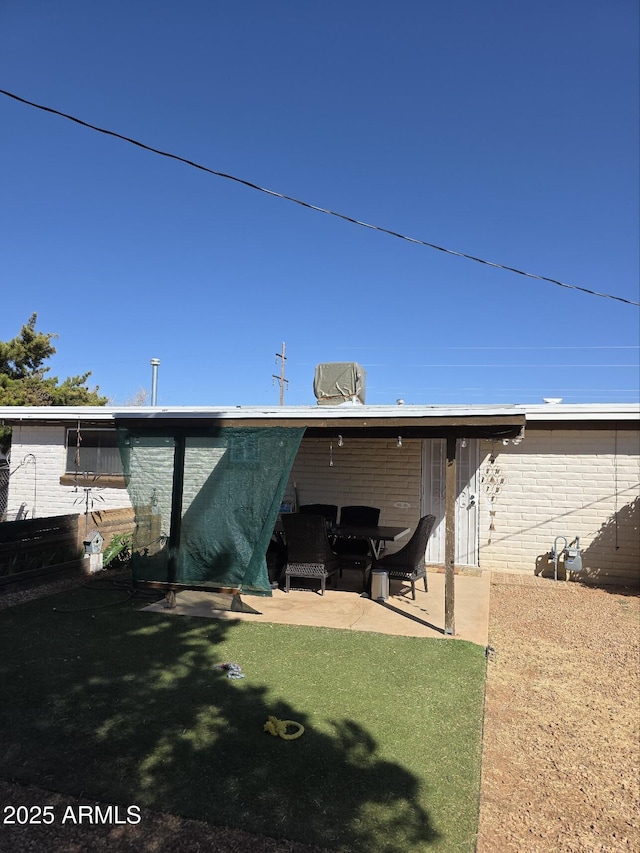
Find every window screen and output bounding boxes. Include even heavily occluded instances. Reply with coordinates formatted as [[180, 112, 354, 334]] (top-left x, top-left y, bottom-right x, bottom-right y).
[[66, 429, 123, 476]]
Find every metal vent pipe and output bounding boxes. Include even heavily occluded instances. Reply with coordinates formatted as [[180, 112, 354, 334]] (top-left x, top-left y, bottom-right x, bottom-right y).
[[150, 358, 160, 406]]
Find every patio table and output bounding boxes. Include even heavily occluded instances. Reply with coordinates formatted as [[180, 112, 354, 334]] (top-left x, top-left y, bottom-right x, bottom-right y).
[[331, 524, 410, 560]]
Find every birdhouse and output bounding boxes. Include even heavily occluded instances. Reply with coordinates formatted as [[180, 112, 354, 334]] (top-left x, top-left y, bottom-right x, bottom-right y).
[[83, 529, 104, 555]]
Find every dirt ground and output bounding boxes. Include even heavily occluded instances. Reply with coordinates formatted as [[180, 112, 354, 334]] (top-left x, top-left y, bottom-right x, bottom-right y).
[[1, 572, 638, 852], [477, 574, 640, 853]]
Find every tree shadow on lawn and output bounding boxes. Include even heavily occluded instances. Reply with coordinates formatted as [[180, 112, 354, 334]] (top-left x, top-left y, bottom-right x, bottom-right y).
[[0, 589, 440, 853]]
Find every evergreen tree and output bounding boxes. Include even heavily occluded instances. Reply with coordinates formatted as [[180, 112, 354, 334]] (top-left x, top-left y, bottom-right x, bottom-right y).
[[0, 314, 107, 407]]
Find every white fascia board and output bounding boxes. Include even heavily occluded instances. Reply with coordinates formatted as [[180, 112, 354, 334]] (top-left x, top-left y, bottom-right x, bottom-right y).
[[1, 404, 522, 423], [111, 404, 524, 422], [1, 402, 637, 424], [523, 403, 640, 422], [0, 406, 119, 422]]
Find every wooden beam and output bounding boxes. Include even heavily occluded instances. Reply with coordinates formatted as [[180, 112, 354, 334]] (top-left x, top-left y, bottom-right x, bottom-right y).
[[115, 414, 525, 437], [167, 435, 186, 586], [444, 435, 456, 635]]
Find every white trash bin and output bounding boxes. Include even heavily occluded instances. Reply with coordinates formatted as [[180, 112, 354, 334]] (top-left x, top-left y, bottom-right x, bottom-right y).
[[371, 569, 389, 601]]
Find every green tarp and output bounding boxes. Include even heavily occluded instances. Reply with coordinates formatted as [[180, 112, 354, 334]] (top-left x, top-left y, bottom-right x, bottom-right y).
[[117, 425, 304, 596]]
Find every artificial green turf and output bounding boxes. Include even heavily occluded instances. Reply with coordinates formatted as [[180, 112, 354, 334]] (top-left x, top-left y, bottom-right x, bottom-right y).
[[0, 581, 486, 852]]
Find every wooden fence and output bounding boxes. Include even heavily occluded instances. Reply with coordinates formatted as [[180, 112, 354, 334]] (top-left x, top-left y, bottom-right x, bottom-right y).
[[0, 514, 82, 581], [77, 507, 137, 552], [0, 508, 139, 587]]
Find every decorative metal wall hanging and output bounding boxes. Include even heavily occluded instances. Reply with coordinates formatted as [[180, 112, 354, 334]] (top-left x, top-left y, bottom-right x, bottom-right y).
[[481, 444, 505, 542]]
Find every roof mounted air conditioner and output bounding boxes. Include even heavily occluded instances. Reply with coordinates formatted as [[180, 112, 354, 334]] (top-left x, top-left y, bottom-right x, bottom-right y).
[[313, 362, 366, 406]]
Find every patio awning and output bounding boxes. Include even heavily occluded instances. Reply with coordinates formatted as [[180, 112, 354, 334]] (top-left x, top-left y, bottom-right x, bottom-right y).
[[114, 407, 525, 631], [113, 406, 526, 440]]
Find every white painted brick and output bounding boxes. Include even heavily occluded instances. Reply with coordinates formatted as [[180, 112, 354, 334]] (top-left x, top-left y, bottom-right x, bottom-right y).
[[7, 423, 131, 520], [479, 429, 639, 584], [6, 425, 638, 585]]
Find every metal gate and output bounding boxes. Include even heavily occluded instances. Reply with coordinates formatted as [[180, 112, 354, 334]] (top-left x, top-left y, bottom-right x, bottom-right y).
[[421, 438, 480, 567]]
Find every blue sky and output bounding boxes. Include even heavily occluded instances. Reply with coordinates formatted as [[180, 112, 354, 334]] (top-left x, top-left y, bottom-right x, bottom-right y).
[[2, 0, 638, 407]]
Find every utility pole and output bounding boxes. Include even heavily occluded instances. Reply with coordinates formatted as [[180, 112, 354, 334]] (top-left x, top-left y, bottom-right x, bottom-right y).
[[272, 342, 288, 406]]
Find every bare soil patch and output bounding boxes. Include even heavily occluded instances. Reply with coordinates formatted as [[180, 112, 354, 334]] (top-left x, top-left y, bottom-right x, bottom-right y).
[[477, 575, 640, 853]]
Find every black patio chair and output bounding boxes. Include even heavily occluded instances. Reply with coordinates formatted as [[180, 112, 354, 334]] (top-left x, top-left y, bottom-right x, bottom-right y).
[[281, 513, 340, 595], [334, 505, 381, 591], [299, 504, 338, 527], [372, 514, 436, 600], [266, 538, 287, 586], [339, 505, 380, 529]]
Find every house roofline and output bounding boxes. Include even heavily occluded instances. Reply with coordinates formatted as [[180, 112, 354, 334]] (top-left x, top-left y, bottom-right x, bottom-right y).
[[0, 402, 637, 431]]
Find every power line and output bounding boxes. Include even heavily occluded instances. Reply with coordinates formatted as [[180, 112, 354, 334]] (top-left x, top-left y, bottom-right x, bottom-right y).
[[384, 363, 639, 368], [2, 86, 639, 308], [373, 387, 640, 393], [298, 346, 640, 352]]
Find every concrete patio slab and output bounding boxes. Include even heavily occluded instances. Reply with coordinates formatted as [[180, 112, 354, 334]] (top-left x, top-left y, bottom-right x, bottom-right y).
[[142, 570, 490, 646]]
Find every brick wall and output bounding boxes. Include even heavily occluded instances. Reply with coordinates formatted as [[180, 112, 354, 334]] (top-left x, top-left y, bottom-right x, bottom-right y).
[[7, 423, 638, 587], [478, 429, 640, 586], [7, 424, 132, 520], [287, 437, 422, 553], [288, 431, 639, 585]]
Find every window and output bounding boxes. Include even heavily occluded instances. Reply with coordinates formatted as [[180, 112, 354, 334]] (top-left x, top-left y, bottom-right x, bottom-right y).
[[230, 433, 259, 466], [64, 428, 123, 480]]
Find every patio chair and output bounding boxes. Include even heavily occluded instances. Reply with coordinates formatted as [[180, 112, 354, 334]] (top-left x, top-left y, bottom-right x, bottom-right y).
[[338, 505, 380, 529], [299, 504, 338, 528], [266, 538, 287, 586], [372, 514, 436, 600], [334, 505, 380, 591], [281, 513, 340, 595]]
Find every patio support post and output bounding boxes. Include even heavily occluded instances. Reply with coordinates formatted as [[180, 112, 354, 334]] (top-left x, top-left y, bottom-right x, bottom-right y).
[[167, 434, 186, 586], [444, 435, 456, 635]]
